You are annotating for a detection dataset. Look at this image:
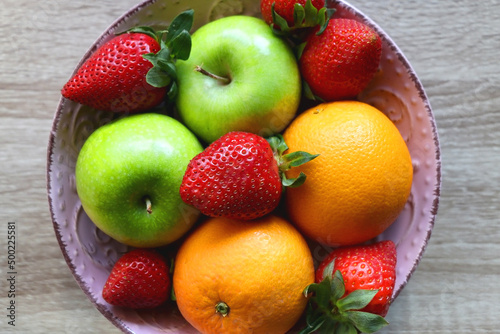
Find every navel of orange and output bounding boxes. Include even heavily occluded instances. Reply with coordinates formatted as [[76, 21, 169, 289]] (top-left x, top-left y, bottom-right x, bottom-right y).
[[283, 100, 413, 246]]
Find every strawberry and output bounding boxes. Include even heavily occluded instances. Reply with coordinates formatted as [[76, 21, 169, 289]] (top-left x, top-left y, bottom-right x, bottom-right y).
[[299, 18, 382, 102], [260, 0, 331, 33], [102, 249, 171, 309], [62, 10, 194, 113], [301, 240, 397, 333], [180, 131, 318, 220]]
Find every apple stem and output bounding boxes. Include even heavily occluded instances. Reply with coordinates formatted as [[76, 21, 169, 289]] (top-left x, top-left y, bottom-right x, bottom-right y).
[[195, 65, 231, 84], [145, 197, 152, 214]]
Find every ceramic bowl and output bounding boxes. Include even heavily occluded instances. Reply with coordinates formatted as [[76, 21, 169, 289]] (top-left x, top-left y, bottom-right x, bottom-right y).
[[47, 0, 441, 332]]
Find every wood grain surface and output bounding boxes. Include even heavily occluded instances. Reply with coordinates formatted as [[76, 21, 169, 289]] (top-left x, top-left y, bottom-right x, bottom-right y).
[[1, 1, 499, 333]]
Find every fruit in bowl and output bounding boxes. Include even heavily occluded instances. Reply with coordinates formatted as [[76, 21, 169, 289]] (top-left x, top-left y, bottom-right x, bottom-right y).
[[75, 113, 203, 248], [47, 0, 441, 333], [175, 15, 302, 144]]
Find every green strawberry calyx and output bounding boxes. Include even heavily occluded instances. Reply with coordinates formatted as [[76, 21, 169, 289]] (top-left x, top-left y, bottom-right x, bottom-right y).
[[271, 0, 336, 36], [300, 262, 389, 334], [267, 134, 319, 188], [123, 9, 195, 101]]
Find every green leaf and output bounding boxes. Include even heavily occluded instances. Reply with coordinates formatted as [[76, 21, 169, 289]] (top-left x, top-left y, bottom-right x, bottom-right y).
[[266, 134, 289, 156], [155, 47, 172, 62], [303, 0, 319, 26], [268, 134, 317, 188], [301, 269, 389, 334], [331, 270, 346, 301], [293, 3, 306, 27], [299, 309, 326, 334], [336, 322, 359, 334], [317, 7, 336, 35], [299, 317, 327, 334], [326, 7, 337, 20], [316, 8, 328, 35], [295, 42, 307, 60], [142, 52, 158, 66], [143, 48, 178, 88], [122, 26, 158, 41], [308, 277, 333, 310], [302, 80, 316, 100], [303, 281, 319, 298], [157, 60, 177, 80], [169, 30, 192, 60], [271, 3, 291, 32], [337, 289, 379, 313], [282, 172, 307, 188], [302, 80, 325, 102], [117, 9, 195, 103], [345, 311, 389, 333], [170, 288, 177, 301], [282, 151, 319, 168], [322, 260, 335, 280], [165, 9, 194, 43], [167, 81, 178, 100], [146, 66, 172, 88]]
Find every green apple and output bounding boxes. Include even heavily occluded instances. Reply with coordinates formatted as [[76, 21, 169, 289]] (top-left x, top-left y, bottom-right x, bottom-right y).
[[75, 113, 203, 248], [175, 15, 301, 143]]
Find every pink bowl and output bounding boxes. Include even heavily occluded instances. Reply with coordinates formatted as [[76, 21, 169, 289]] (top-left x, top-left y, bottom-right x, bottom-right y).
[[47, 0, 441, 332]]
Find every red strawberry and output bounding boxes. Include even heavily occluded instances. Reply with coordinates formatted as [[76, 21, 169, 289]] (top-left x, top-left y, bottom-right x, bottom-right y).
[[301, 240, 397, 334], [102, 249, 171, 309], [180, 131, 317, 220], [299, 18, 382, 101], [62, 10, 194, 113], [317, 240, 397, 316], [260, 0, 327, 31]]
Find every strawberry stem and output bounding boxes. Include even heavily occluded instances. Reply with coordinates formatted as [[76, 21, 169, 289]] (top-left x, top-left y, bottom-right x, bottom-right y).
[[270, 0, 336, 37], [301, 270, 389, 334], [194, 65, 231, 85], [266, 134, 319, 188], [126, 9, 195, 101]]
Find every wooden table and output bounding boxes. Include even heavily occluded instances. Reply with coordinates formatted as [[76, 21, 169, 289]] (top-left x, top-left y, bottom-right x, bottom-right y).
[[1, 1, 498, 333]]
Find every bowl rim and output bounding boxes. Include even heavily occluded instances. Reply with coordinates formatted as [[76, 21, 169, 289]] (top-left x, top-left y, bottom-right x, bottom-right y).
[[46, 1, 161, 333], [349, 0, 441, 299], [343, 0, 442, 299]]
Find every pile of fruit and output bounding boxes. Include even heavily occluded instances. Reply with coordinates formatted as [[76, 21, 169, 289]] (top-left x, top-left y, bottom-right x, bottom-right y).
[[62, 1, 414, 333]]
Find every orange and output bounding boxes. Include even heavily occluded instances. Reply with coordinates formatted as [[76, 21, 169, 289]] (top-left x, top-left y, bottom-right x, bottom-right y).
[[173, 215, 314, 334], [283, 101, 413, 246]]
